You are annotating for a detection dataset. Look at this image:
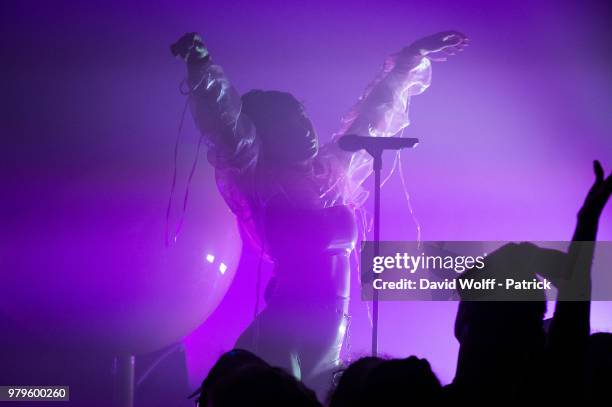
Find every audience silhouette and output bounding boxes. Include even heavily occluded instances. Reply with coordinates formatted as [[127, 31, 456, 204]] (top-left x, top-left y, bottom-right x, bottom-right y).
[[328, 357, 382, 407], [586, 332, 612, 403]]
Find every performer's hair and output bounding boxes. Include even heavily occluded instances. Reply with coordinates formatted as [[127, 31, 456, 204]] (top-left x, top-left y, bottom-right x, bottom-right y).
[[241, 90, 305, 128], [241, 90, 315, 162]]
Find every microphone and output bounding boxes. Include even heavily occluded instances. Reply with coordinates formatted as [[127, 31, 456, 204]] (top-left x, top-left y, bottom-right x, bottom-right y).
[[337, 134, 419, 153]]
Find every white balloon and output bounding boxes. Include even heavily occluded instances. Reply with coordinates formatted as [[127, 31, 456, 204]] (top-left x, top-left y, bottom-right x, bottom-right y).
[[1, 163, 241, 355]]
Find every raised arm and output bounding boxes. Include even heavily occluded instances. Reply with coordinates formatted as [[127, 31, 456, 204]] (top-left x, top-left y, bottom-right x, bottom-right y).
[[171, 33, 258, 170], [550, 161, 612, 337], [323, 32, 468, 205], [547, 160, 612, 398]]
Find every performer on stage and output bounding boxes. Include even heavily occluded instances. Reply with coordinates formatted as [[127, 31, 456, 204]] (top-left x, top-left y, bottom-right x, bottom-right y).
[[171, 30, 467, 393]]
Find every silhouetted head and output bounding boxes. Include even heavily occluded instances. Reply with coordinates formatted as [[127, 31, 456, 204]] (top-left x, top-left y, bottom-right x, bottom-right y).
[[241, 90, 318, 164], [208, 364, 322, 407], [455, 243, 548, 348], [190, 349, 268, 405], [586, 332, 612, 402], [328, 357, 383, 407], [361, 357, 442, 406], [453, 244, 550, 396], [455, 301, 546, 362]]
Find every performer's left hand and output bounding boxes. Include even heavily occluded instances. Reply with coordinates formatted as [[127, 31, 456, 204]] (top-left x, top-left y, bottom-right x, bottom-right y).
[[405, 31, 469, 61]]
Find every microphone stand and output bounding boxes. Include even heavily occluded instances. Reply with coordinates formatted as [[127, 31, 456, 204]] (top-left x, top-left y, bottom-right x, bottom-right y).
[[337, 133, 419, 357], [364, 143, 416, 357], [371, 149, 382, 357]]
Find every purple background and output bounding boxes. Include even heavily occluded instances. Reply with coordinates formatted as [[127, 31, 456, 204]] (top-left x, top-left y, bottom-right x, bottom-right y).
[[2, 0, 612, 386]]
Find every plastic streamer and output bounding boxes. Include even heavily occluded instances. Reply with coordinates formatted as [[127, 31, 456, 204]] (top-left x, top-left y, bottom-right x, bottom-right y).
[[397, 148, 422, 245], [173, 133, 205, 243], [164, 97, 190, 247], [395, 125, 422, 246], [165, 74, 208, 247], [380, 150, 399, 188], [252, 239, 266, 354], [353, 206, 372, 329]]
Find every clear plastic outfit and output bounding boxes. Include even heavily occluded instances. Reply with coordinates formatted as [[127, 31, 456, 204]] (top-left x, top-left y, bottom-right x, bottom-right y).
[[183, 45, 432, 394]]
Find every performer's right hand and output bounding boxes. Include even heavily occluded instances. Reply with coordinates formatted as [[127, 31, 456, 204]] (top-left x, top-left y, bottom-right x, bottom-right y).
[[170, 32, 209, 64]]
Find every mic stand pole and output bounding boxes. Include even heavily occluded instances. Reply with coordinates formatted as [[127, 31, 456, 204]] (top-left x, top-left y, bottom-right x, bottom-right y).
[[112, 354, 135, 407], [370, 148, 382, 357]]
